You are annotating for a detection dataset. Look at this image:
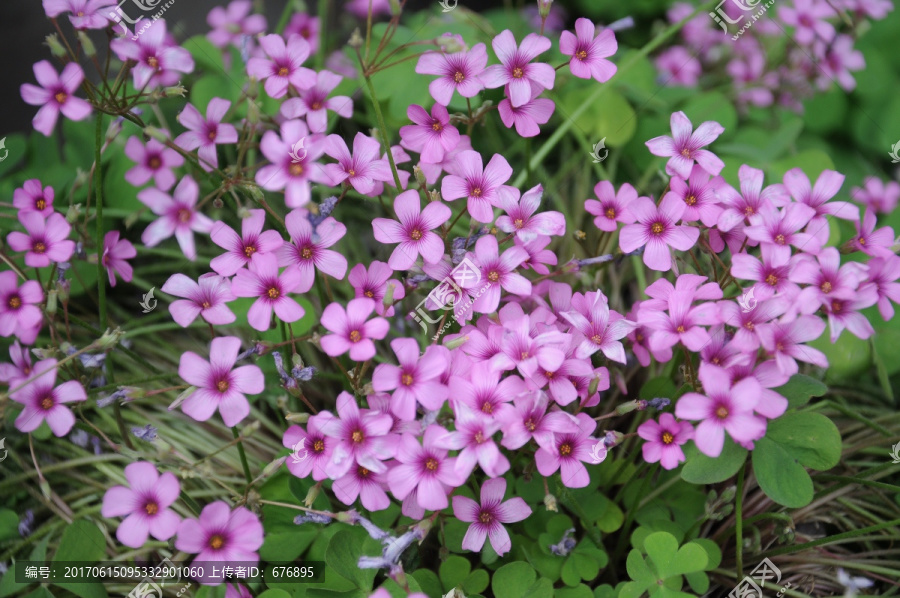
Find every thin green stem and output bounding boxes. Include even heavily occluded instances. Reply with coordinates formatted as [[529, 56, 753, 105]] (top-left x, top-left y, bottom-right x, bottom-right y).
[[735, 464, 745, 579], [233, 427, 253, 486], [95, 113, 107, 327], [364, 75, 403, 189], [759, 518, 900, 559]]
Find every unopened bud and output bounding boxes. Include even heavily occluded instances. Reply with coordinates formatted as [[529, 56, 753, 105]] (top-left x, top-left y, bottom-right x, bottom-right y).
[[305, 483, 321, 508], [169, 386, 196, 411], [615, 400, 639, 415], [238, 183, 265, 203], [96, 327, 124, 350], [40, 480, 52, 500], [262, 456, 287, 477], [588, 376, 601, 396], [45, 289, 58, 316], [240, 420, 261, 438], [429, 189, 442, 203], [544, 493, 558, 512], [603, 430, 624, 448], [439, 34, 466, 54], [443, 334, 469, 350], [413, 165, 426, 187], [719, 485, 737, 503], [45, 34, 67, 58], [389, 0, 401, 15], [291, 352, 304, 369], [574, 230, 587, 240], [538, 0, 553, 18], [164, 85, 187, 98], [143, 126, 168, 143], [65, 204, 82, 225], [348, 28, 364, 48], [247, 100, 261, 124], [77, 31, 97, 57], [212, 197, 224, 209], [383, 282, 396, 309], [285, 412, 310, 424], [105, 119, 123, 144]]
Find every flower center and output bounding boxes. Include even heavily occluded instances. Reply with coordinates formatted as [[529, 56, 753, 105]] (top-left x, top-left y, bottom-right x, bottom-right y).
[[55, 91, 67, 104], [401, 373, 414, 386], [216, 379, 229, 392], [766, 274, 778, 286], [685, 194, 697, 206], [148, 156, 162, 169], [776, 342, 784, 351], [661, 431, 674, 445], [745, 321, 754, 330], [209, 534, 225, 550], [33, 242, 46, 254], [775, 233, 786, 245], [40, 396, 54, 410], [300, 247, 313, 259], [487, 270, 500, 282], [8, 296, 21, 309], [605, 208, 616, 219], [676, 325, 686, 333], [36, 198, 46, 210], [358, 466, 370, 477], [651, 222, 665, 235], [313, 439, 325, 452], [820, 281, 832, 293], [347, 168, 356, 177], [559, 442, 572, 456], [473, 430, 485, 444], [244, 244, 256, 257], [177, 209, 191, 223], [431, 121, 443, 132], [715, 405, 729, 419], [147, 56, 159, 69], [524, 418, 536, 431], [410, 228, 422, 240], [481, 401, 493, 414], [479, 511, 493, 524], [831, 300, 842, 313], [144, 501, 159, 515], [514, 218, 524, 229], [349, 330, 362, 342], [512, 67, 524, 78], [278, 66, 290, 76], [680, 148, 691, 158], [267, 287, 280, 299], [576, 49, 588, 60], [858, 236, 866, 245], [453, 71, 465, 83], [352, 429, 364, 443], [208, 130, 217, 141], [745, 206, 756, 216], [544, 371, 554, 379], [290, 163, 304, 176], [590, 333, 603, 345], [311, 101, 322, 110], [471, 187, 483, 197], [201, 301, 211, 309], [425, 458, 438, 471], [364, 290, 374, 298]]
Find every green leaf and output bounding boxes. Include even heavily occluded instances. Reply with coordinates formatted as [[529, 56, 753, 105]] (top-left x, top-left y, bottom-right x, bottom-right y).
[[680, 437, 747, 484], [260, 531, 315, 562], [258, 591, 293, 598], [522, 577, 554, 598], [681, 92, 738, 140], [766, 412, 842, 470], [774, 375, 827, 408], [643, 532, 678, 579], [491, 562, 537, 598], [561, 557, 581, 587], [439, 555, 471, 591], [669, 542, 708, 577], [625, 548, 654, 586], [325, 529, 379, 590], [0, 509, 18, 542], [691, 538, 722, 570], [557, 85, 637, 146], [639, 377, 678, 401], [410, 569, 442, 598], [463, 569, 490, 594], [684, 571, 710, 594], [768, 149, 835, 183], [555, 584, 594, 598], [752, 436, 814, 508], [54, 519, 106, 563]]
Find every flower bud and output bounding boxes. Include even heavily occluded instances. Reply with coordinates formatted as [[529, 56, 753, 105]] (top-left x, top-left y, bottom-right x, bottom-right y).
[[443, 334, 469, 350], [383, 282, 396, 309], [615, 400, 639, 415], [429, 189, 442, 203], [95, 327, 124, 351], [285, 412, 310, 424], [164, 85, 187, 98], [262, 455, 287, 477], [438, 34, 466, 54], [388, 0, 401, 15], [45, 34, 67, 58], [143, 126, 169, 143], [239, 183, 265, 204], [168, 386, 196, 411], [65, 204, 82, 224], [247, 99, 261, 124], [543, 493, 558, 512], [413, 165, 426, 187], [45, 290, 58, 317], [538, 0, 553, 18], [348, 28, 364, 48], [77, 31, 97, 57]]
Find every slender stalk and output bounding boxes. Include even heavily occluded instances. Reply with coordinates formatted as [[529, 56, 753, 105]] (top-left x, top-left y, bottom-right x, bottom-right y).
[[735, 463, 745, 579], [95, 113, 107, 327], [232, 427, 253, 485], [759, 518, 900, 559], [364, 75, 403, 189]]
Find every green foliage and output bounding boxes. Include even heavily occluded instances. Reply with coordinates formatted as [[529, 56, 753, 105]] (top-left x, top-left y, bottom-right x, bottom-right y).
[[621, 532, 715, 598]]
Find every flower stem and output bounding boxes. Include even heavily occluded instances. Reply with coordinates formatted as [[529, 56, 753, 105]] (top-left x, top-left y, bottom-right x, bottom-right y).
[[95, 113, 107, 328], [735, 463, 745, 578], [232, 426, 253, 485], [363, 74, 403, 189]]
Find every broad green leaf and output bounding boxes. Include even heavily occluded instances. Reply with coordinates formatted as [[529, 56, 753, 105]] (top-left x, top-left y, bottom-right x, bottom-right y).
[[808, 331, 871, 381], [625, 548, 654, 585], [684, 571, 710, 594], [766, 412, 842, 470], [680, 437, 747, 484], [773, 375, 827, 409], [260, 531, 315, 562], [691, 538, 722, 569], [0, 509, 17, 542], [54, 519, 106, 563], [752, 436, 814, 508], [555, 584, 594, 598], [439, 555, 471, 591], [681, 92, 738, 140], [410, 569, 442, 598], [639, 376, 678, 401], [491, 562, 537, 598], [669, 542, 708, 577], [257, 591, 292, 598], [768, 149, 835, 183], [522, 577, 554, 598], [324, 529, 379, 590], [463, 569, 490, 594], [643, 532, 678, 579]]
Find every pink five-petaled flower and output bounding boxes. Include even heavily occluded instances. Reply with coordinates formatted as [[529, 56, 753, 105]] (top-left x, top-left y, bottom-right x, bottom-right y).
[[441, 150, 514, 223], [278, 210, 347, 291], [232, 252, 305, 331], [175, 502, 263, 586], [619, 193, 700, 271], [756, 315, 828, 376], [637, 413, 693, 470], [206, 1, 267, 49], [319, 391, 395, 478], [481, 30, 555, 108], [415, 43, 488, 106], [282, 413, 334, 481], [138, 176, 214, 261], [743, 204, 820, 261], [498, 391, 580, 449], [20, 61, 92, 137], [109, 20, 194, 90], [452, 477, 531, 556], [399, 104, 460, 164], [778, 0, 836, 45], [101, 230, 136, 287], [372, 338, 449, 420], [665, 164, 724, 227], [0, 342, 33, 387], [125, 134, 184, 191], [175, 98, 239, 172], [348, 261, 406, 317], [783, 167, 858, 244], [13, 179, 55, 216], [101, 462, 181, 549], [497, 80, 556, 138], [388, 425, 463, 512], [7, 212, 75, 268], [43, 0, 115, 29], [320, 298, 389, 362], [210, 209, 284, 276], [0, 271, 43, 345], [716, 164, 789, 232], [560, 18, 618, 82], [247, 34, 315, 99], [281, 70, 353, 133], [675, 363, 766, 457], [178, 336, 264, 427], [863, 256, 900, 321], [457, 234, 532, 314], [585, 181, 638, 232], [162, 272, 236, 327], [256, 119, 329, 208], [850, 209, 895, 257], [535, 412, 603, 488], [645, 111, 725, 179], [372, 189, 451, 271], [495, 184, 566, 242], [323, 133, 394, 196], [11, 358, 86, 436], [435, 403, 509, 478]]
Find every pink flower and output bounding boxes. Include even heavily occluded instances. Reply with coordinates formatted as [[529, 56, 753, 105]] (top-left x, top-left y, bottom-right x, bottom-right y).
[[232, 253, 306, 331], [535, 412, 602, 488], [730, 244, 808, 300], [816, 35, 864, 91], [280, 70, 353, 133], [372, 189, 451, 270], [175, 98, 239, 172], [450, 361, 524, 421], [175, 502, 263, 585], [442, 150, 514, 223], [256, 120, 330, 208], [124, 134, 184, 190], [162, 272, 236, 327], [655, 47, 701, 87], [320, 298, 389, 362], [718, 296, 789, 352], [645, 111, 725, 179], [372, 338, 449, 420], [862, 256, 900, 321], [0, 271, 43, 345], [138, 176, 214, 261], [100, 230, 136, 287], [791, 247, 867, 315], [452, 477, 531, 556], [415, 44, 488, 106], [716, 164, 789, 232], [0, 342, 33, 387], [318, 391, 395, 478], [457, 235, 532, 314], [278, 210, 347, 291], [388, 425, 463, 511], [498, 391, 579, 449], [43, 0, 115, 29], [823, 285, 878, 342], [849, 209, 894, 257], [665, 165, 723, 227], [675, 363, 767, 457], [284, 13, 320, 53], [783, 167, 857, 244], [852, 177, 900, 214], [638, 290, 720, 353], [7, 212, 75, 268], [756, 315, 828, 376], [348, 261, 406, 317], [497, 80, 555, 138], [333, 463, 391, 511], [20, 61, 92, 136], [399, 104, 460, 164], [637, 413, 693, 470], [110, 20, 194, 89], [323, 133, 394, 196], [517, 235, 557, 275], [283, 413, 335, 481], [178, 336, 264, 427], [101, 462, 181, 548], [11, 358, 86, 436], [744, 204, 820, 260], [247, 33, 315, 98], [778, 0, 835, 44], [481, 30, 555, 108], [210, 209, 284, 276], [206, 1, 267, 49], [585, 181, 638, 232], [436, 403, 509, 478], [13, 180, 54, 216], [495, 184, 565, 242], [560, 18, 617, 82], [619, 193, 700, 271], [561, 291, 635, 362]]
